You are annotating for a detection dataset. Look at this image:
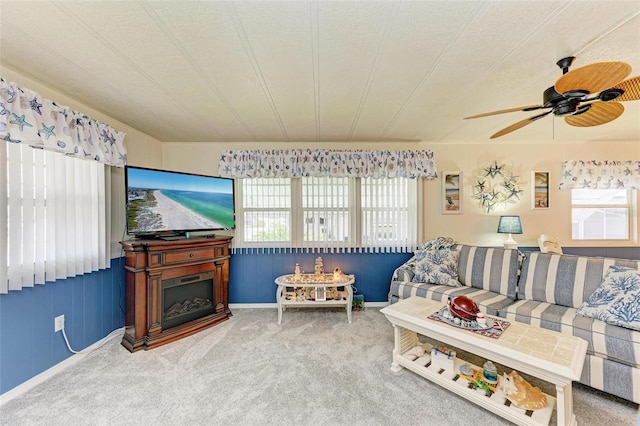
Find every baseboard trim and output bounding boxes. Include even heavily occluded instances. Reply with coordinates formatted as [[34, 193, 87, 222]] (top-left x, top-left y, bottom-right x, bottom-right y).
[[230, 303, 278, 309], [1, 301, 391, 404], [0, 327, 124, 407], [230, 301, 389, 309], [365, 302, 389, 308]]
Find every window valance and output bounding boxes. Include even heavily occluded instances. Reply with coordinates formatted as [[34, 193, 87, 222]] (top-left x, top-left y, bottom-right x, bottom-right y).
[[218, 149, 438, 179], [1, 78, 126, 168], [558, 160, 640, 190]]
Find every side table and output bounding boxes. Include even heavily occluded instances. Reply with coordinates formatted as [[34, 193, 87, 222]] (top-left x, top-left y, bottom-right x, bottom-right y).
[[275, 274, 355, 324]]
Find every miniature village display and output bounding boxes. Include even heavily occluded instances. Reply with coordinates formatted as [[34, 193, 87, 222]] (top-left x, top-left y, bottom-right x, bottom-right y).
[[282, 259, 352, 301]]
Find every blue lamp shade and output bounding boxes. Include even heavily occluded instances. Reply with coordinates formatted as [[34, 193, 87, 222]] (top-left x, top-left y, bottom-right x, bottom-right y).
[[497, 215, 522, 249], [497, 216, 523, 234]]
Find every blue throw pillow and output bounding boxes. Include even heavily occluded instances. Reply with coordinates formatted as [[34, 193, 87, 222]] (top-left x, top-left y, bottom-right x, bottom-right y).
[[413, 248, 462, 287], [577, 266, 640, 332]]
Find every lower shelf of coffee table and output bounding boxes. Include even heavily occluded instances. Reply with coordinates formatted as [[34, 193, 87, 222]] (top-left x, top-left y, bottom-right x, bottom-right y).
[[398, 349, 556, 426]]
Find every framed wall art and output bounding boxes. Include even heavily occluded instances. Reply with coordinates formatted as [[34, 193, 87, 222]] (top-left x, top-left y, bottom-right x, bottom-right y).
[[442, 171, 462, 214], [531, 171, 550, 209]]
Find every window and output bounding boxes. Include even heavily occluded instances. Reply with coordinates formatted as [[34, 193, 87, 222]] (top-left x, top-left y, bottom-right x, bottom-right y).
[[361, 177, 416, 250], [240, 177, 291, 243], [234, 177, 420, 252], [301, 177, 352, 247], [571, 189, 631, 240], [2, 142, 111, 293]]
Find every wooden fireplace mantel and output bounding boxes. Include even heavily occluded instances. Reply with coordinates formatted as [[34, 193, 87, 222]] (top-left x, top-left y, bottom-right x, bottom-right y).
[[120, 236, 233, 352]]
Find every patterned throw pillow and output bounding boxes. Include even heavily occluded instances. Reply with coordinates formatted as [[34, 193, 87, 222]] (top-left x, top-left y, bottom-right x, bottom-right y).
[[576, 266, 640, 332], [413, 248, 462, 287]]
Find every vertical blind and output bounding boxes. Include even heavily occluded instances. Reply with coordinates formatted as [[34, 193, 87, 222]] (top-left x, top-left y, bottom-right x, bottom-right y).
[[240, 177, 291, 245], [233, 177, 420, 254], [302, 177, 352, 250], [361, 177, 418, 252], [1, 142, 109, 294]]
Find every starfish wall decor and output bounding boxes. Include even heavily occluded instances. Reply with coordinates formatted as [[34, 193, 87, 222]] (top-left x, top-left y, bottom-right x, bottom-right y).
[[473, 161, 523, 213]]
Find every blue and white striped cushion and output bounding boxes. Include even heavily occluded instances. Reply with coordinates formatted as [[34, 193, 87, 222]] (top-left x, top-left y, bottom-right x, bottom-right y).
[[518, 252, 640, 308], [499, 299, 640, 403], [499, 299, 640, 369], [581, 354, 640, 404], [392, 256, 416, 283], [457, 245, 519, 300], [389, 281, 514, 316]]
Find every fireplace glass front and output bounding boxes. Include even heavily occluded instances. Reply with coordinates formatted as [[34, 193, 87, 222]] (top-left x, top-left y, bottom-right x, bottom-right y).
[[162, 271, 216, 330]]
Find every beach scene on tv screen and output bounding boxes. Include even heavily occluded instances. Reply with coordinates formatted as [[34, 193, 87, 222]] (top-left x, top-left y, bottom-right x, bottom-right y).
[[127, 168, 234, 234]]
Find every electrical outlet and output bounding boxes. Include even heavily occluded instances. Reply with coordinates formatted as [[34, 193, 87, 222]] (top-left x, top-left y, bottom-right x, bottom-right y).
[[54, 315, 64, 332]]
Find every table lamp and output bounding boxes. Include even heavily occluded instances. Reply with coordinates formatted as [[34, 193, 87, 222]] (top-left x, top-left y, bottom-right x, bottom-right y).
[[497, 215, 523, 249]]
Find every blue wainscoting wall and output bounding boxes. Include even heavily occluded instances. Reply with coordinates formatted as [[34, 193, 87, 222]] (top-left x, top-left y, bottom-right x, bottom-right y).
[[2, 246, 638, 397], [228, 250, 412, 304], [0, 258, 126, 395], [0, 250, 409, 396]]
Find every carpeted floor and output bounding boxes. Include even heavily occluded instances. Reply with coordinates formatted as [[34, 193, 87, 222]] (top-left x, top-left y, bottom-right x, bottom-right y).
[[1, 307, 637, 425]]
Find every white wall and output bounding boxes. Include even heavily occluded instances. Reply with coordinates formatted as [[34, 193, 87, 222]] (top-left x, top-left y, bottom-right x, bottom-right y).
[[163, 139, 640, 248], [1, 66, 163, 255], [430, 140, 640, 247]]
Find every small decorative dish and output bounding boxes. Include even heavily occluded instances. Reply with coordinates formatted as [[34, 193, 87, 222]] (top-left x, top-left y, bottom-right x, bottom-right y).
[[432, 307, 495, 331]]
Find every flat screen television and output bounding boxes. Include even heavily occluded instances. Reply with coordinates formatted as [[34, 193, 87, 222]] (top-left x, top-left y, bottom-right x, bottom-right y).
[[125, 165, 235, 239]]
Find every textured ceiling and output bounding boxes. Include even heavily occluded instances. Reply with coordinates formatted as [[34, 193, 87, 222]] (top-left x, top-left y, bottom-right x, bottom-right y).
[[1, 1, 639, 143]]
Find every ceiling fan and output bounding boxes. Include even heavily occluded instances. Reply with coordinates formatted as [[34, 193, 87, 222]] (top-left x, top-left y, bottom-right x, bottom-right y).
[[464, 56, 640, 139]]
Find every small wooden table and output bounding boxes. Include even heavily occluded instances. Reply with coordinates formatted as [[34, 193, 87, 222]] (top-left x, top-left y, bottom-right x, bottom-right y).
[[380, 297, 588, 426], [275, 274, 354, 324]]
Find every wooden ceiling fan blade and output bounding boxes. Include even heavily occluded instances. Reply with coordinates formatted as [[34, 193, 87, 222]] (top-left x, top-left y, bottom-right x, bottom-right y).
[[555, 61, 631, 95], [565, 102, 624, 127], [612, 75, 640, 102], [464, 105, 546, 119], [490, 111, 552, 139]]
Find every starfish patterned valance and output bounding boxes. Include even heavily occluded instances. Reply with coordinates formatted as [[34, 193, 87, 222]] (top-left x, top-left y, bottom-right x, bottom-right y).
[[1, 78, 127, 167], [218, 149, 438, 179], [559, 160, 640, 190]]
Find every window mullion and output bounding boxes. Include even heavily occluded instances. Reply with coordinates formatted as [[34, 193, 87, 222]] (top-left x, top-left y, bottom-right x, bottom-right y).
[[291, 178, 302, 247], [352, 178, 360, 250]]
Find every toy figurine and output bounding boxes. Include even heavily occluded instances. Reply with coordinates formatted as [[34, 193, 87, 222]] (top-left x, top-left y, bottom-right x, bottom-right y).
[[473, 378, 492, 396], [294, 263, 302, 281], [333, 267, 342, 281], [476, 312, 487, 328], [498, 371, 548, 410]]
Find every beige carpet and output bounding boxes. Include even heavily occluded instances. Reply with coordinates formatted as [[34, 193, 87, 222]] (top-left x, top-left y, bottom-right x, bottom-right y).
[[1, 308, 637, 425]]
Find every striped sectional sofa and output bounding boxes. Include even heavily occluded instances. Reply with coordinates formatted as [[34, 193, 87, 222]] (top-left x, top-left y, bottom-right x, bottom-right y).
[[388, 245, 640, 404]]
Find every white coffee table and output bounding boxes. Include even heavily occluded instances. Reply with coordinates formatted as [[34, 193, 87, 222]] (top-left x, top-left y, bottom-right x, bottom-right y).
[[275, 274, 354, 324], [380, 297, 588, 426]]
